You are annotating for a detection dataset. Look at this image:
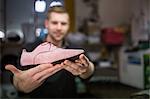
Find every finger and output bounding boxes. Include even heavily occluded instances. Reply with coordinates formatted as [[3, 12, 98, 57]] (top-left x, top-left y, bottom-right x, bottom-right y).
[[64, 60, 79, 70], [75, 62, 86, 70], [64, 60, 83, 74], [79, 54, 89, 62], [66, 60, 86, 71], [29, 64, 53, 76], [75, 59, 82, 64], [64, 60, 76, 72], [79, 54, 89, 67], [65, 64, 86, 75], [64, 66, 79, 75], [36, 64, 63, 82], [5, 64, 21, 75], [75, 60, 85, 68], [35, 64, 62, 80]]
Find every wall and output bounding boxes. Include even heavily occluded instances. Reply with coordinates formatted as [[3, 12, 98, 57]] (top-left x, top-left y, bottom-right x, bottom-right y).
[[75, 0, 92, 31], [130, 0, 150, 45], [75, 0, 131, 30], [98, 0, 131, 28], [75, 0, 149, 44], [0, 0, 4, 31]]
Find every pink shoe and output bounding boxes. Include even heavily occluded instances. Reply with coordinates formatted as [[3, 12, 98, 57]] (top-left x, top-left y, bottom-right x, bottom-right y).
[[20, 42, 84, 66]]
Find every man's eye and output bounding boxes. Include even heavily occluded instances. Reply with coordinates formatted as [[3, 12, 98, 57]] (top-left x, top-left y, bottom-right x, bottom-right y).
[[52, 22, 57, 25], [61, 22, 67, 25]]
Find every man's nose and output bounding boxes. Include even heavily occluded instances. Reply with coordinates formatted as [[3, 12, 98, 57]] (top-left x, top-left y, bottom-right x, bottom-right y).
[[57, 23, 62, 30]]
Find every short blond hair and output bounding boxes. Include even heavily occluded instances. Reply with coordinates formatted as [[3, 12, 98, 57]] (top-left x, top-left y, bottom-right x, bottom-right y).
[[46, 6, 68, 20]]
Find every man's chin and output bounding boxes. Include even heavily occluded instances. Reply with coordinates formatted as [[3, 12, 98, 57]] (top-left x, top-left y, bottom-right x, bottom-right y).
[[53, 35, 64, 41], [55, 37, 63, 42]]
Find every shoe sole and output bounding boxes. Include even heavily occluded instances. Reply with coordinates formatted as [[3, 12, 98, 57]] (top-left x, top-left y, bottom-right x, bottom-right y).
[[21, 53, 83, 70]]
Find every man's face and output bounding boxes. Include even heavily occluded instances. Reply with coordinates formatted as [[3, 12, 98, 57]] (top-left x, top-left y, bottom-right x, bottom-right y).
[[45, 12, 69, 42]]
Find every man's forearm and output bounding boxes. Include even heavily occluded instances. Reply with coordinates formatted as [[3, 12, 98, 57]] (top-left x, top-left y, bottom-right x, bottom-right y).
[[79, 61, 94, 79]]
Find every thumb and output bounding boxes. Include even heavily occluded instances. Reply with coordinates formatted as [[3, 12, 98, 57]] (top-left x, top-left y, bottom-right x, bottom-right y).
[[5, 64, 21, 75]]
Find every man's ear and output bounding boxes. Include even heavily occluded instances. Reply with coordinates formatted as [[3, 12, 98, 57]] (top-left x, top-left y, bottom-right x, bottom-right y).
[[44, 20, 48, 28]]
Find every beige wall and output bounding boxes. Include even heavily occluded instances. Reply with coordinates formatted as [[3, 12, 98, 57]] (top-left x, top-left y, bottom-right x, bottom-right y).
[[98, 0, 131, 28], [75, 0, 91, 31], [131, 0, 150, 45], [75, 0, 131, 29]]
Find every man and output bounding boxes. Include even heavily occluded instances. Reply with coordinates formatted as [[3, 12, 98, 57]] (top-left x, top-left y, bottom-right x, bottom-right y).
[[5, 4, 94, 98]]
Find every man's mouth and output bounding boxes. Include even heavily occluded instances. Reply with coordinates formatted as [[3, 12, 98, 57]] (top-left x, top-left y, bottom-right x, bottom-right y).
[[55, 32, 62, 37]]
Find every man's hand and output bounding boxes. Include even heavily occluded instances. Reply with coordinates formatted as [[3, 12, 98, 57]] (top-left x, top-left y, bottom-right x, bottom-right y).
[[5, 63, 63, 93], [63, 54, 94, 79]]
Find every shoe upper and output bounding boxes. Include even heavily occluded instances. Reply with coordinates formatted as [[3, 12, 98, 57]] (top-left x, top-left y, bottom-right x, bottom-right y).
[[20, 42, 84, 66]]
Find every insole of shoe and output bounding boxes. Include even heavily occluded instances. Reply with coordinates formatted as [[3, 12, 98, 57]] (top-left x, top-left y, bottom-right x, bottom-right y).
[[21, 54, 82, 70]]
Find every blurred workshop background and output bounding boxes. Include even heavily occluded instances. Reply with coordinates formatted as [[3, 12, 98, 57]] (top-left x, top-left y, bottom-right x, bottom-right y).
[[0, 0, 150, 98]]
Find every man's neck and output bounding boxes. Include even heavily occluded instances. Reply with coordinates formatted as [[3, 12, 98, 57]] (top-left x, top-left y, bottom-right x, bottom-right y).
[[45, 36, 63, 47]]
